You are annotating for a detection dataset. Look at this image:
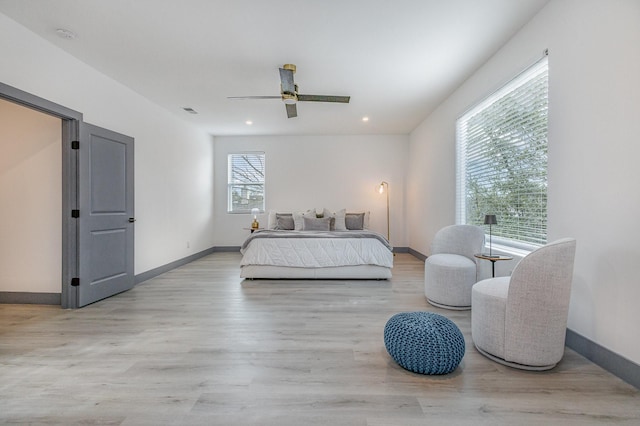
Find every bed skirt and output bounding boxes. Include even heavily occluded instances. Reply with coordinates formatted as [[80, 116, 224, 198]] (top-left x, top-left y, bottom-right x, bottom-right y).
[[240, 264, 392, 280]]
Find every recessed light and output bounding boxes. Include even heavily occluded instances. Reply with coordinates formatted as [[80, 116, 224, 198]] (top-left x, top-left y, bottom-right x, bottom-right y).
[[55, 28, 77, 39], [362, 116, 369, 122], [245, 120, 253, 125]]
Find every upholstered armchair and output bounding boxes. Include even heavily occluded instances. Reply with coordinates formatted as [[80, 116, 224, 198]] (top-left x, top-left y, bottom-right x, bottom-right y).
[[471, 238, 577, 370], [424, 225, 485, 310]]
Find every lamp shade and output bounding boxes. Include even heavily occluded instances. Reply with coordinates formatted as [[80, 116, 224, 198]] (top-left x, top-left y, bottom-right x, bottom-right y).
[[484, 214, 497, 225], [251, 208, 259, 218]]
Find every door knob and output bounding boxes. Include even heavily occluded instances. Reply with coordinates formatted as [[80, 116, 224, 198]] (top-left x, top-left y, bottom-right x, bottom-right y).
[[128, 218, 136, 223]]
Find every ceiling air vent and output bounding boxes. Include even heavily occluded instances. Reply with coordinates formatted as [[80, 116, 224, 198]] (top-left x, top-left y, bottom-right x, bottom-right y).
[[182, 107, 198, 114], [56, 28, 77, 39]]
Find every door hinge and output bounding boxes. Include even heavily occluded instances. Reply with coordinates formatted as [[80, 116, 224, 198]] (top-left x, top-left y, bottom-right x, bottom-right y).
[[71, 140, 80, 150], [71, 277, 80, 287], [71, 209, 80, 218]]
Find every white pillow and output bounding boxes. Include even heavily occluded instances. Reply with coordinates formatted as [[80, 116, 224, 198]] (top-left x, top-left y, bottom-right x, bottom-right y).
[[293, 209, 316, 230], [323, 208, 347, 231], [267, 210, 277, 229]]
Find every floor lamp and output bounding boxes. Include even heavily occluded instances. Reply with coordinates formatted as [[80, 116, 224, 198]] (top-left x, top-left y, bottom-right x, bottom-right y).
[[378, 181, 390, 241]]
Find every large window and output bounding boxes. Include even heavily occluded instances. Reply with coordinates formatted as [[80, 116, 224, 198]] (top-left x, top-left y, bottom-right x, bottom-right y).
[[456, 56, 548, 251], [227, 152, 265, 213]]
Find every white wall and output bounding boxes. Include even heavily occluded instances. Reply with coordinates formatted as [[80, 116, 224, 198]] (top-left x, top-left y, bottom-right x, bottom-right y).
[[213, 135, 408, 247], [0, 13, 215, 275], [0, 99, 61, 293], [408, 0, 640, 364]]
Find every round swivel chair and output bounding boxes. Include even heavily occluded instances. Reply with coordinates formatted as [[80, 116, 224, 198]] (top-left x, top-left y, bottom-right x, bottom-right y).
[[424, 225, 485, 310]]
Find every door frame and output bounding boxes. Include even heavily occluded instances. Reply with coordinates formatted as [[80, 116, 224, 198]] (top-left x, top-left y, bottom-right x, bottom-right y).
[[0, 82, 82, 308]]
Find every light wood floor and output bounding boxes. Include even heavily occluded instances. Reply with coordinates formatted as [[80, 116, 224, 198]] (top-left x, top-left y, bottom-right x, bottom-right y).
[[1, 253, 638, 425]]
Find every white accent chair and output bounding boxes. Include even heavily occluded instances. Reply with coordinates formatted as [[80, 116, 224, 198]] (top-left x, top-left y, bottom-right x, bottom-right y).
[[424, 225, 485, 310], [471, 238, 577, 370]]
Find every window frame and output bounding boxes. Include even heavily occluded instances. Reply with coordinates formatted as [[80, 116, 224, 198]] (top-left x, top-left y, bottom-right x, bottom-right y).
[[456, 55, 549, 253], [227, 152, 265, 214]]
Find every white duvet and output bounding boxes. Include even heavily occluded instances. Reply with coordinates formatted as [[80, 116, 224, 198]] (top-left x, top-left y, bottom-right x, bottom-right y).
[[240, 235, 393, 269]]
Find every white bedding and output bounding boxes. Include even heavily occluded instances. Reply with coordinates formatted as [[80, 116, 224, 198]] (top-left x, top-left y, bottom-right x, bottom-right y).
[[240, 230, 393, 279]]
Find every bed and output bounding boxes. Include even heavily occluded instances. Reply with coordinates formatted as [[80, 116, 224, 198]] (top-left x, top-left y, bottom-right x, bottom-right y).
[[239, 209, 393, 279]]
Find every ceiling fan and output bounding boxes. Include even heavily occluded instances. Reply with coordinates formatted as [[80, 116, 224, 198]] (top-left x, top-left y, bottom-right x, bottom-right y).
[[228, 64, 350, 118]]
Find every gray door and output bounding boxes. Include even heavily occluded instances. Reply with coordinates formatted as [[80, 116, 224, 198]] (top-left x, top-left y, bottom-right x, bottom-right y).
[[77, 123, 134, 307]]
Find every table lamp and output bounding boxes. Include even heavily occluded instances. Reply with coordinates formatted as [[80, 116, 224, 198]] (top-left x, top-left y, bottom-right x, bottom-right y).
[[484, 214, 497, 257], [251, 208, 260, 230]]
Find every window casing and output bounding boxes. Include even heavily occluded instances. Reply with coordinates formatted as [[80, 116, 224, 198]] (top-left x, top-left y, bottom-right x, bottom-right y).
[[456, 56, 548, 252], [227, 152, 265, 213]]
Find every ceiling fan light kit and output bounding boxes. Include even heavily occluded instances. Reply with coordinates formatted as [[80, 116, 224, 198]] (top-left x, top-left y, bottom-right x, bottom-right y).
[[282, 93, 297, 105], [229, 64, 350, 118]]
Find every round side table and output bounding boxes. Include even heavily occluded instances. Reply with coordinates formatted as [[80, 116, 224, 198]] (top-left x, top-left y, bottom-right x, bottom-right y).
[[474, 253, 513, 277]]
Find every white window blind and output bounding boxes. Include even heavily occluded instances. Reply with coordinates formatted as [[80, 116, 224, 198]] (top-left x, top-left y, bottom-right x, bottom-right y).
[[227, 152, 265, 213], [456, 56, 548, 251]]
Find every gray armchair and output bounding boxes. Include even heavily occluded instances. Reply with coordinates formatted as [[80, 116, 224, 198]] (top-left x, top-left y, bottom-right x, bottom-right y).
[[471, 238, 577, 370], [424, 225, 485, 310]]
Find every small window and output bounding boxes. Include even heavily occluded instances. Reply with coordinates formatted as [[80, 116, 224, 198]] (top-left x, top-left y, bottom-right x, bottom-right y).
[[456, 56, 548, 251], [227, 152, 265, 213]]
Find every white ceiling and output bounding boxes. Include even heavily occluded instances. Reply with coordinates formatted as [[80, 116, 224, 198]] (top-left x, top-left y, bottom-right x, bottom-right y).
[[0, 0, 549, 136]]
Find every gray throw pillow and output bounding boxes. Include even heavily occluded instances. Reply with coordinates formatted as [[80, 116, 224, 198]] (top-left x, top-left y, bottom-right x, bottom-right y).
[[302, 216, 331, 231], [345, 213, 365, 230], [274, 213, 294, 230]]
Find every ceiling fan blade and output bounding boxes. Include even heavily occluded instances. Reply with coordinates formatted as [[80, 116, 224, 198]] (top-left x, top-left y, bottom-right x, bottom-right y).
[[279, 68, 296, 94], [227, 96, 281, 100], [297, 94, 350, 103], [285, 103, 297, 118]]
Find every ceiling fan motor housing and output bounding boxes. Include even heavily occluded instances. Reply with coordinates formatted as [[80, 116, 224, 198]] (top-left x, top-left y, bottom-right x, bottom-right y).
[[282, 93, 297, 104]]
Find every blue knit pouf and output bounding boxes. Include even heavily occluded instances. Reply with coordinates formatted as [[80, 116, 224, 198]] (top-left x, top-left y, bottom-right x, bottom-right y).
[[384, 312, 465, 375]]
